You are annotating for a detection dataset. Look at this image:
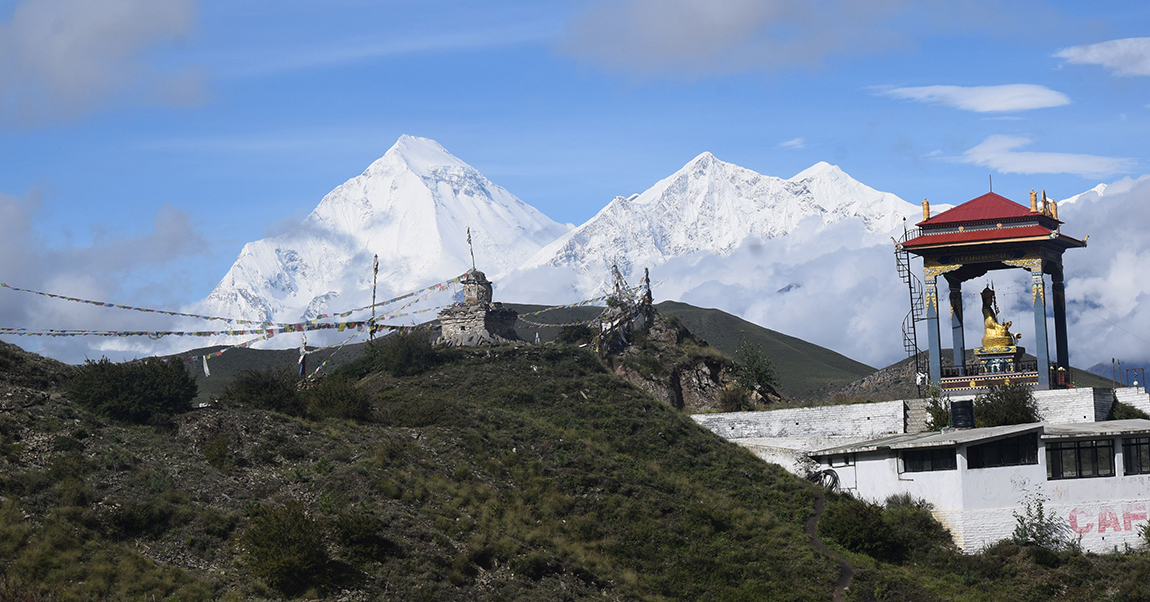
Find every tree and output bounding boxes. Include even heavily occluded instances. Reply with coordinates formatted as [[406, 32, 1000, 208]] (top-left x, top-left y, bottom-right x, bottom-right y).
[[734, 336, 778, 396], [975, 383, 1040, 428]]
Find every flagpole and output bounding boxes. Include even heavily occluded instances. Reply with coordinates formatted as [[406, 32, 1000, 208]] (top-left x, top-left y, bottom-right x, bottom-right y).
[[370, 254, 379, 342]]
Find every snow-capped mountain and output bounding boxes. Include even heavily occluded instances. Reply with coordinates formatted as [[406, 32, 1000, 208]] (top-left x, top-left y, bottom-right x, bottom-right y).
[[199, 135, 572, 323], [506, 152, 923, 298]]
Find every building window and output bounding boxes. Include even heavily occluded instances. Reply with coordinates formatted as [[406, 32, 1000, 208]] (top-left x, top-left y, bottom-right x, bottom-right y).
[[828, 454, 854, 468], [901, 448, 957, 472], [967, 433, 1038, 469], [1123, 437, 1150, 476], [1047, 439, 1115, 480]]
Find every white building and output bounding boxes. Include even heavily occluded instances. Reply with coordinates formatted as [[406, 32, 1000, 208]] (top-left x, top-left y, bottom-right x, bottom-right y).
[[809, 419, 1150, 553]]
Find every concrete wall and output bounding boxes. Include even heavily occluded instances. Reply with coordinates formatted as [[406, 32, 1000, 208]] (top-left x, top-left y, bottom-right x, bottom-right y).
[[691, 400, 906, 441], [1117, 387, 1150, 415], [946, 388, 1113, 424]]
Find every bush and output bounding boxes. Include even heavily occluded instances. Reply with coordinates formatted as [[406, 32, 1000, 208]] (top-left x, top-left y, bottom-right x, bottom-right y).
[[734, 336, 778, 395], [975, 383, 1040, 428], [1011, 496, 1073, 550], [555, 325, 594, 345], [819, 494, 952, 563], [370, 330, 441, 377], [222, 367, 305, 416], [242, 500, 330, 595], [67, 358, 196, 424], [1110, 400, 1150, 420], [304, 376, 373, 421]]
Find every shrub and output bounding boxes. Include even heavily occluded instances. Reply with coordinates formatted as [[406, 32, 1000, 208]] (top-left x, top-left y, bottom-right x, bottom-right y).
[[555, 325, 594, 345], [819, 494, 952, 563], [67, 358, 197, 424], [719, 387, 749, 412], [304, 376, 373, 421], [242, 500, 330, 595], [734, 336, 778, 395], [1011, 496, 1073, 550], [333, 510, 402, 563], [1110, 400, 1150, 420], [222, 367, 305, 416], [369, 330, 441, 377], [203, 434, 230, 470], [975, 383, 1040, 428], [922, 385, 951, 431]]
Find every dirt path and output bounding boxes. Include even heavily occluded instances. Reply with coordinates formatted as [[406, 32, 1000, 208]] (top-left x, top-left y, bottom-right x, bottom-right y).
[[803, 485, 855, 602]]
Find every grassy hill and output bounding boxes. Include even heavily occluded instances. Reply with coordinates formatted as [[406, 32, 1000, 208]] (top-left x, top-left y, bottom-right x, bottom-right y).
[[6, 337, 1150, 600], [652, 301, 876, 401]]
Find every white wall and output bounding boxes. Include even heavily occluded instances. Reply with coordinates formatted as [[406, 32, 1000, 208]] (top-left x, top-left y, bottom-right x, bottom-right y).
[[823, 434, 1150, 553], [691, 400, 906, 440]]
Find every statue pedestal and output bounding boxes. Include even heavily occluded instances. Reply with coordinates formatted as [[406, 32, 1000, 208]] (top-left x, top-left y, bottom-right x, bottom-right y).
[[940, 345, 1039, 392], [974, 345, 1026, 375]]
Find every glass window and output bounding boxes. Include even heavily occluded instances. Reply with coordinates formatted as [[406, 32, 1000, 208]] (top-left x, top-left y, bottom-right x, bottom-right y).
[[967, 433, 1038, 469], [1124, 437, 1150, 475], [902, 448, 957, 472], [1047, 439, 1116, 480]]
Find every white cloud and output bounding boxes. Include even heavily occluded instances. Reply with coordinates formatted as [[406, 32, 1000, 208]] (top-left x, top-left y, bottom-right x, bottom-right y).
[[878, 84, 1070, 112], [778, 137, 805, 149], [0, 0, 201, 125], [1054, 37, 1150, 76], [559, 0, 1034, 77], [0, 192, 210, 362], [960, 135, 1135, 178]]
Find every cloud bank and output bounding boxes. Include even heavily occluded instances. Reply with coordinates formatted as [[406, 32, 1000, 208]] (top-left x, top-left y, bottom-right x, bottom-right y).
[[0, 0, 202, 125], [0, 192, 210, 362], [1055, 37, 1150, 77], [879, 84, 1070, 112]]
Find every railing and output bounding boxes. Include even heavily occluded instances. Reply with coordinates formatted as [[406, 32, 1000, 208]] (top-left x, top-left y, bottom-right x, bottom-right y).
[[941, 361, 1039, 378]]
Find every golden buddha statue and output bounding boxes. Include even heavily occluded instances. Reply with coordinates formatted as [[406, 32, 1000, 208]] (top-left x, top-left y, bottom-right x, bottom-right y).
[[980, 285, 1020, 349]]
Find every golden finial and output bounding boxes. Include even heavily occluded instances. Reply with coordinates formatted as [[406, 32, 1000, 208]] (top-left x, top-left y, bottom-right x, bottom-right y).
[[1029, 189, 1038, 212], [1051, 199, 1058, 220], [922, 198, 930, 221]]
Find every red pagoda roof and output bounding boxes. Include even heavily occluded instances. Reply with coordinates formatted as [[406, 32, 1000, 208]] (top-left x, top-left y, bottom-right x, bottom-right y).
[[901, 225, 1083, 249], [918, 192, 1038, 227]]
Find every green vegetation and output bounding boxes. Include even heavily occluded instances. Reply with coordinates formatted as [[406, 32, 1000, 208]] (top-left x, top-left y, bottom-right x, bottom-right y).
[[67, 357, 197, 424], [1110, 400, 1150, 420], [974, 383, 1040, 428], [241, 500, 331, 596], [221, 366, 306, 416], [733, 336, 779, 396]]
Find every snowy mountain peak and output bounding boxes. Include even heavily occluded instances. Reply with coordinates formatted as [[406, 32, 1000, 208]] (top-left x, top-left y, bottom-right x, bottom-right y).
[[373, 134, 469, 178], [790, 161, 840, 181], [516, 151, 921, 288], [199, 135, 570, 323]]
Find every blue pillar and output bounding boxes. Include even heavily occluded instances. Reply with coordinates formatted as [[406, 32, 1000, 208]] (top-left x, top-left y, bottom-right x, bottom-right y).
[[1032, 269, 1050, 387], [949, 279, 966, 376], [925, 276, 942, 384]]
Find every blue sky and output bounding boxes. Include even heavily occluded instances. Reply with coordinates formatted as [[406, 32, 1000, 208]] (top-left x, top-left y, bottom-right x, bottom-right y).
[[2, 0, 1149, 361]]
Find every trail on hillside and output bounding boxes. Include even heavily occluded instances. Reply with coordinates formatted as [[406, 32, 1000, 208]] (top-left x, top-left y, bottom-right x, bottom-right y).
[[803, 484, 855, 602]]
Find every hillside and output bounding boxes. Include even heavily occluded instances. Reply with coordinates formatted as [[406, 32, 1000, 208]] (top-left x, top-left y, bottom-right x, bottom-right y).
[[0, 339, 835, 601], [6, 337, 1150, 601]]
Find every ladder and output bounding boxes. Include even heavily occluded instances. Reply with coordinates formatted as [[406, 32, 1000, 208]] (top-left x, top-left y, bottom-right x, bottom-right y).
[[895, 224, 926, 395]]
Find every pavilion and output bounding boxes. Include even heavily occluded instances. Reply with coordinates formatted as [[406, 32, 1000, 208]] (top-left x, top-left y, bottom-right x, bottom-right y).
[[900, 190, 1086, 390]]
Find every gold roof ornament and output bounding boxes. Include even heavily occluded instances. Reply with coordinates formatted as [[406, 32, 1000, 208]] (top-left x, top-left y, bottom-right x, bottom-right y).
[[1029, 189, 1038, 213], [922, 198, 930, 221]]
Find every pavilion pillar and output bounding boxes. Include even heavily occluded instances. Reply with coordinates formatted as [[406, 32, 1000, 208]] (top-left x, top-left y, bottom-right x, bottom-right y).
[[1051, 266, 1070, 372], [1031, 267, 1050, 387], [948, 277, 966, 376], [925, 276, 942, 385]]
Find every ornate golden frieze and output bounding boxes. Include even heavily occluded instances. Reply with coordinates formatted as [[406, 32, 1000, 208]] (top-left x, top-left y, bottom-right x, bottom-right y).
[[1004, 257, 1043, 272], [923, 264, 962, 278]]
